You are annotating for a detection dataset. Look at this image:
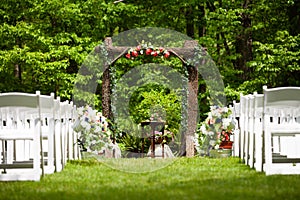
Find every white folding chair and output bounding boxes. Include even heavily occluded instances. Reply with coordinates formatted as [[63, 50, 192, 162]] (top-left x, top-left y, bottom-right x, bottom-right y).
[[239, 94, 249, 163], [39, 93, 55, 174], [0, 92, 42, 181], [253, 93, 264, 172], [67, 102, 81, 160], [232, 100, 240, 157], [71, 104, 81, 160], [263, 86, 300, 175], [71, 105, 81, 160], [247, 95, 255, 168], [60, 100, 69, 168], [66, 101, 75, 161], [53, 96, 63, 172]]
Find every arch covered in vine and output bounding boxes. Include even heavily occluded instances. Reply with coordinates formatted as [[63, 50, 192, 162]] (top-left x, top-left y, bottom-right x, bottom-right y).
[[101, 37, 202, 157]]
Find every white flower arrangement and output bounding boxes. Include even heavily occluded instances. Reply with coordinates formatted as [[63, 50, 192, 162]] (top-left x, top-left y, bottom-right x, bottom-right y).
[[73, 105, 113, 155], [195, 105, 236, 155]]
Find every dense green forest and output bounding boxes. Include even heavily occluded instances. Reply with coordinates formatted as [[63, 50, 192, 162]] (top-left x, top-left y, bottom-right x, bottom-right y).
[[0, 0, 299, 118]]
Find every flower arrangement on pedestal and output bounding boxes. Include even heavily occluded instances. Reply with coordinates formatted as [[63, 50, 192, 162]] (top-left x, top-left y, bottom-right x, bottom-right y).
[[152, 130, 174, 144], [73, 105, 113, 155], [142, 105, 174, 144], [194, 106, 236, 156], [125, 41, 171, 60]]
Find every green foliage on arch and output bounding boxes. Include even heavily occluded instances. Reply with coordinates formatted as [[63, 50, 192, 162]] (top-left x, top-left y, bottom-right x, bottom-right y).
[[111, 56, 188, 136]]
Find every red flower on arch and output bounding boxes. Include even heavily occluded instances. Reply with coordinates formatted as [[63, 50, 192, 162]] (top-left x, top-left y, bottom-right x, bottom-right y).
[[125, 41, 171, 60]]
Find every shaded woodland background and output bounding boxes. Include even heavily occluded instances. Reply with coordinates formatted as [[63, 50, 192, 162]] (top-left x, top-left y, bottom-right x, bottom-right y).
[[1, 0, 299, 119]]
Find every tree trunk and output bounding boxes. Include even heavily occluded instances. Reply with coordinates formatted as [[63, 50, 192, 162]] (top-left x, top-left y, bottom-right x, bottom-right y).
[[14, 36, 22, 82], [185, 6, 195, 38], [234, 0, 253, 81], [197, 4, 206, 38], [288, 0, 300, 36], [14, 63, 21, 81]]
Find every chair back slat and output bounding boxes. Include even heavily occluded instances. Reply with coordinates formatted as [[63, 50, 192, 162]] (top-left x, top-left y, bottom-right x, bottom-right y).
[[263, 86, 300, 108], [0, 92, 39, 109]]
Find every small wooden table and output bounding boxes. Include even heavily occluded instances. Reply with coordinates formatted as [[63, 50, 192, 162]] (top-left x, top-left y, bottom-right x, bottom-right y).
[[141, 121, 165, 158]]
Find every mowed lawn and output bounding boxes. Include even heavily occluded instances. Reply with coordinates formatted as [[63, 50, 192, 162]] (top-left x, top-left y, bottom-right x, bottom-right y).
[[0, 157, 299, 200]]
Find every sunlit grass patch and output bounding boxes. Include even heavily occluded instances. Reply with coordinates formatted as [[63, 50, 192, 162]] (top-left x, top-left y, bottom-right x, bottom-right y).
[[0, 157, 299, 200]]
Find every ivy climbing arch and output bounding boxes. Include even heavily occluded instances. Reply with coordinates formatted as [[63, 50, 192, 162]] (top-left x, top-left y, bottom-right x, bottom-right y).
[[101, 37, 202, 157]]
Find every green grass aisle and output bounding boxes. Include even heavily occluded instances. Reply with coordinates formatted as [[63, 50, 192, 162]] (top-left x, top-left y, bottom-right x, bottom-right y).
[[0, 157, 299, 200]]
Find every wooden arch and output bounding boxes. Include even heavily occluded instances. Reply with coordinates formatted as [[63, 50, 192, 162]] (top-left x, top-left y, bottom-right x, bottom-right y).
[[102, 37, 200, 157]]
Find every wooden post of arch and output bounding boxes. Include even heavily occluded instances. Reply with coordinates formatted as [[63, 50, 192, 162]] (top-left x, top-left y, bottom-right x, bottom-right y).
[[102, 37, 200, 157]]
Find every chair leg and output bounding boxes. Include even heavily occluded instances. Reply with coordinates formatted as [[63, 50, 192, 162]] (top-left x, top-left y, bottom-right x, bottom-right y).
[[1, 140, 7, 174]]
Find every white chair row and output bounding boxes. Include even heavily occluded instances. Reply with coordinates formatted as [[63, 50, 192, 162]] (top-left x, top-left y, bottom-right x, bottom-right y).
[[232, 86, 300, 175], [0, 91, 79, 181]]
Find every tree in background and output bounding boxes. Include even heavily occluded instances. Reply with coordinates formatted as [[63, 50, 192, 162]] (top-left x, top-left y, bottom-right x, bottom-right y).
[[0, 0, 299, 115]]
